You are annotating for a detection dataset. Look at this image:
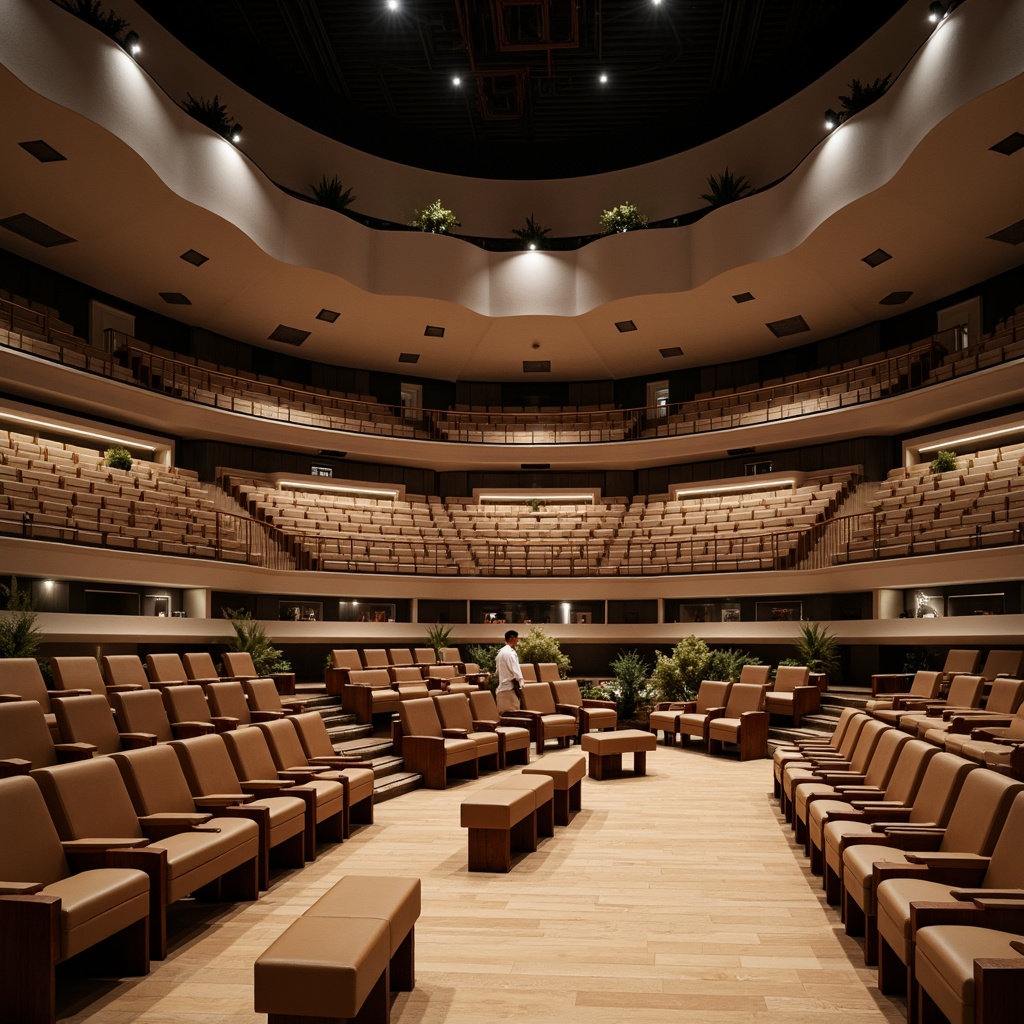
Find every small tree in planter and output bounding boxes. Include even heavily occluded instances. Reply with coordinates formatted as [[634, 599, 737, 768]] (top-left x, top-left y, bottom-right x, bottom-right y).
[[511, 214, 552, 250], [607, 649, 652, 721], [837, 74, 891, 122], [700, 168, 753, 208], [929, 450, 958, 473], [411, 200, 460, 234], [793, 622, 840, 684], [58, 0, 129, 42], [515, 625, 571, 678], [222, 608, 291, 675], [704, 647, 762, 683], [424, 623, 454, 661], [310, 175, 357, 212], [104, 446, 133, 471], [600, 202, 647, 234], [649, 635, 710, 703], [0, 577, 44, 661], [181, 94, 236, 138]]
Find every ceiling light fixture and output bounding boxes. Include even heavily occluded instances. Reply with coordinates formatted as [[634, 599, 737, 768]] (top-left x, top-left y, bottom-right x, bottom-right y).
[[529, 243, 536, 250], [824, 108, 838, 130], [452, 76, 461, 86], [599, 73, 608, 84], [124, 30, 141, 56], [386, 0, 399, 10]]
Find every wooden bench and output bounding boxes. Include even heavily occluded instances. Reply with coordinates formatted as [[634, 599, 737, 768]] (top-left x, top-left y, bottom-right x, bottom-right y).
[[460, 789, 536, 872], [522, 751, 585, 824], [254, 874, 420, 1023], [488, 773, 555, 838], [580, 729, 656, 780]]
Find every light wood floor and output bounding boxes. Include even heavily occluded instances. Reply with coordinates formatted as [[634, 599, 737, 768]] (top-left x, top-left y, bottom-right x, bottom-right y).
[[56, 744, 907, 1024]]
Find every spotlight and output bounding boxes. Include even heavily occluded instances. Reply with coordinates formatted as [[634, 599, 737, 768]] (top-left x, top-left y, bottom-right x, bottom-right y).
[[386, 0, 399, 9], [529, 243, 536, 250], [824, 108, 838, 130], [452, 75, 461, 86], [928, 2, 946, 22], [230, 123, 243, 143], [652, 0, 663, 5], [124, 30, 140, 55], [599, 72, 608, 84]]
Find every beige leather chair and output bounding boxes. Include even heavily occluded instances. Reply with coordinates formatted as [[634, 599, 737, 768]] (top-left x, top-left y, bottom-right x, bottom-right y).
[[896, 674, 985, 735], [764, 664, 819, 726], [536, 662, 570, 685], [937, 649, 982, 689], [325, 649, 363, 695], [425, 663, 476, 694], [390, 666, 431, 698], [0, 699, 94, 775], [738, 664, 771, 686], [49, 656, 112, 699], [462, 661, 491, 687], [467, 690, 531, 767], [387, 648, 415, 669], [242, 677, 305, 715], [289, 710, 377, 771], [0, 774, 150, 1024], [396, 697, 478, 789], [361, 649, 390, 670], [432, 693, 500, 772], [412, 647, 437, 670], [875, 787, 1024, 1018], [922, 677, 1024, 748], [207, 681, 281, 726], [32, 755, 260, 959], [222, 652, 296, 694], [181, 652, 222, 683], [144, 653, 189, 686], [170, 733, 307, 886], [101, 655, 156, 692], [52, 694, 157, 755], [343, 668, 401, 725], [516, 683, 579, 754], [111, 689, 213, 743], [653, 679, 731, 749], [957, 704, 1024, 766], [772, 708, 868, 798], [978, 648, 1024, 681], [549, 678, 617, 738], [221, 725, 346, 855], [162, 684, 239, 733], [707, 682, 769, 760], [520, 663, 539, 684], [868, 670, 943, 718], [441, 647, 465, 670], [0, 656, 81, 740], [255, 718, 374, 836]]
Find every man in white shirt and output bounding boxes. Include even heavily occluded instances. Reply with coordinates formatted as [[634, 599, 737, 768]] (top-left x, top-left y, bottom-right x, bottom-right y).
[[495, 629, 524, 714]]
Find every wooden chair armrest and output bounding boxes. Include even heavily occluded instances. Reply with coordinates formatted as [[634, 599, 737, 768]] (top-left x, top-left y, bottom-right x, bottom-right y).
[[554, 703, 580, 719], [0, 693, 21, 703], [582, 698, 618, 710], [210, 716, 239, 732], [441, 728, 468, 738], [193, 793, 255, 808], [61, 838, 150, 851], [54, 742, 97, 761], [48, 688, 90, 699], [169, 721, 215, 739], [240, 778, 295, 793], [0, 881, 46, 895], [472, 720, 497, 732], [119, 732, 158, 748], [950, 888, 1024, 901], [0, 758, 32, 777], [250, 710, 285, 722]]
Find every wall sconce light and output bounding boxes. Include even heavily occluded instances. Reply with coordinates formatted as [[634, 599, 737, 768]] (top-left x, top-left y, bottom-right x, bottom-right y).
[[824, 109, 839, 131], [928, 2, 946, 23], [230, 123, 243, 143], [124, 30, 141, 56]]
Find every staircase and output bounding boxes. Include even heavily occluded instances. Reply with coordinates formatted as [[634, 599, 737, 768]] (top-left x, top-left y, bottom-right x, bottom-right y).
[[768, 687, 869, 751]]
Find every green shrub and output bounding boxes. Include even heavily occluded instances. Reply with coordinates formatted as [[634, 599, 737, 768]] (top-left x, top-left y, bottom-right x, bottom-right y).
[[424, 623, 453, 660], [411, 200, 460, 234], [104, 446, 133, 471], [607, 649, 651, 720], [181, 94, 234, 138], [650, 635, 710, 703], [222, 607, 290, 674], [59, 0, 129, 42], [837, 74, 891, 122], [512, 214, 552, 250], [902, 648, 937, 673], [0, 577, 43, 660], [311, 175, 356, 211], [930, 450, 958, 473], [599, 202, 647, 234], [515, 626, 571, 678], [704, 648, 762, 683], [793, 621, 840, 679], [466, 643, 500, 676], [700, 168, 753, 208]]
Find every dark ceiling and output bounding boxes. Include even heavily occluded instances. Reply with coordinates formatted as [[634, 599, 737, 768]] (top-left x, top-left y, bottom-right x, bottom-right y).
[[137, 0, 908, 178]]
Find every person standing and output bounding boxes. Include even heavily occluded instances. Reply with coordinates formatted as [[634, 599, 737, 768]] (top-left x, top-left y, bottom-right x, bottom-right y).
[[495, 628, 524, 714]]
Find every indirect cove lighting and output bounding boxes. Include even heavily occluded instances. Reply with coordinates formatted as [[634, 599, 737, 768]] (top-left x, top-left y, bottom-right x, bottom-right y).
[[675, 478, 797, 500], [0, 411, 156, 451], [278, 480, 400, 499], [918, 424, 1024, 453]]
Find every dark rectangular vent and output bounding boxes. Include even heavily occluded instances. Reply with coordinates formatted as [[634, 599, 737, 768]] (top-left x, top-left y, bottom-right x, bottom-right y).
[[179, 248, 208, 266], [398, 352, 420, 363], [727, 447, 756, 456], [862, 248, 892, 267], [316, 308, 340, 323], [523, 360, 551, 373], [521, 464, 550, 470], [268, 325, 310, 346], [18, 140, 66, 163], [732, 292, 755, 303], [879, 291, 913, 305], [424, 325, 445, 338], [988, 219, 1024, 245], [0, 213, 76, 247], [765, 315, 809, 338], [990, 132, 1024, 156], [659, 346, 683, 358], [159, 292, 191, 305], [318, 450, 347, 458], [614, 320, 637, 333]]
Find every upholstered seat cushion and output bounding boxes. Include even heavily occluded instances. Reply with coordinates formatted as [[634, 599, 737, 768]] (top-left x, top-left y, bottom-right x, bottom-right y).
[[581, 730, 656, 756], [460, 790, 534, 830], [306, 875, 421, 958], [46, 867, 150, 959], [840, 841, 906, 916], [150, 817, 259, 900], [707, 716, 744, 741], [523, 753, 585, 788], [877, 877, 961, 961]]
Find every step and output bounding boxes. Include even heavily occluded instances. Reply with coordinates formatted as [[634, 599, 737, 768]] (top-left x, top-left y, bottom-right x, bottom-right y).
[[330, 732, 387, 756], [372, 771, 422, 803]]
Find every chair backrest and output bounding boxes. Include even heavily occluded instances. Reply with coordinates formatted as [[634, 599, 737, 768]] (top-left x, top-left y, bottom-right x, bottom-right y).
[[739, 664, 771, 686], [348, 669, 394, 689], [695, 680, 731, 714], [413, 648, 437, 666], [983, 791, 1024, 889], [944, 674, 984, 708], [221, 725, 280, 781], [520, 682, 557, 715], [102, 655, 150, 690], [909, 753, 976, 825], [50, 656, 106, 697], [53, 693, 122, 754], [255, 718, 309, 769], [0, 699, 59, 769], [773, 665, 810, 693], [32, 756, 145, 840], [549, 679, 583, 707], [537, 663, 562, 683], [520, 663, 538, 683], [0, 775, 70, 885], [468, 689, 499, 723], [206, 682, 253, 724], [222, 651, 258, 678], [162, 684, 215, 726], [980, 650, 1024, 681], [362, 649, 390, 669], [242, 678, 286, 714], [182, 652, 220, 680], [112, 744, 198, 815], [441, 648, 462, 664], [398, 697, 443, 738], [111, 689, 173, 742], [825, 707, 864, 747], [330, 649, 363, 671], [392, 666, 424, 684], [428, 665, 458, 680], [941, 649, 981, 677], [862, 727, 911, 788], [388, 648, 414, 667], [289, 712, 334, 760], [883, 738, 940, 804], [939, 768, 1023, 853], [723, 683, 766, 716], [836, 713, 871, 758], [984, 678, 1024, 715], [433, 693, 474, 732], [844, 719, 888, 773], [0, 656, 52, 710], [145, 653, 188, 683], [170, 734, 244, 795], [907, 670, 943, 699]]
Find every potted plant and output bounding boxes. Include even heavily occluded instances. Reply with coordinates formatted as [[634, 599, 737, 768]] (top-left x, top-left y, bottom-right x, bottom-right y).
[[310, 175, 357, 212], [223, 608, 291, 675], [649, 635, 710, 703], [599, 202, 647, 234], [424, 623, 454, 661], [0, 577, 44, 660], [515, 625, 571, 678], [929, 450, 958, 473], [181, 94, 238, 139], [104, 446, 133, 471], [701, 168, 753, 208], [411, 200, 460, 234], [833, 74, 891, 126], [607, 649, 651, 722], [58, 0, 129, 42], [793, 621, 840, 689], [511, 214, 551, 250]]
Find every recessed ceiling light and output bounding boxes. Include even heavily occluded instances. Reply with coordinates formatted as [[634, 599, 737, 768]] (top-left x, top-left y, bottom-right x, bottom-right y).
[[0, 213, 76, 247], [862, 248, 892, 268], [452, 76, 461, 86], [316, 308, 340, 323], [660, 347, 684, 358], [398, 352, 420, 363], [599, 73, 608, 84], [179, 248, 208, 267], [268, 325, 310, 346], [159, 292, 191, 305], [732, 292, 755, 304], [17, 140, 66, 163], [614, 320, 637, 333], [989, 132, 1024, 156], [765, 315, 810, 338], [424, 325, 445, 338]]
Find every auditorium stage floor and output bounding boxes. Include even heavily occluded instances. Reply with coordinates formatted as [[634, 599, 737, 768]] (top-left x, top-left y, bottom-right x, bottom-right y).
[[56, 743, 906, 1023]]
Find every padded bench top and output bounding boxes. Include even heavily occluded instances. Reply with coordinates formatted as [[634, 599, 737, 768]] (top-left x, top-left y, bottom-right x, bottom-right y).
[[581, 729, 657, 755], [305, 875, 420, 956], [522, 753, 586, 787], [488, 773, 555, 808], [461, 789, 534, 830]]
